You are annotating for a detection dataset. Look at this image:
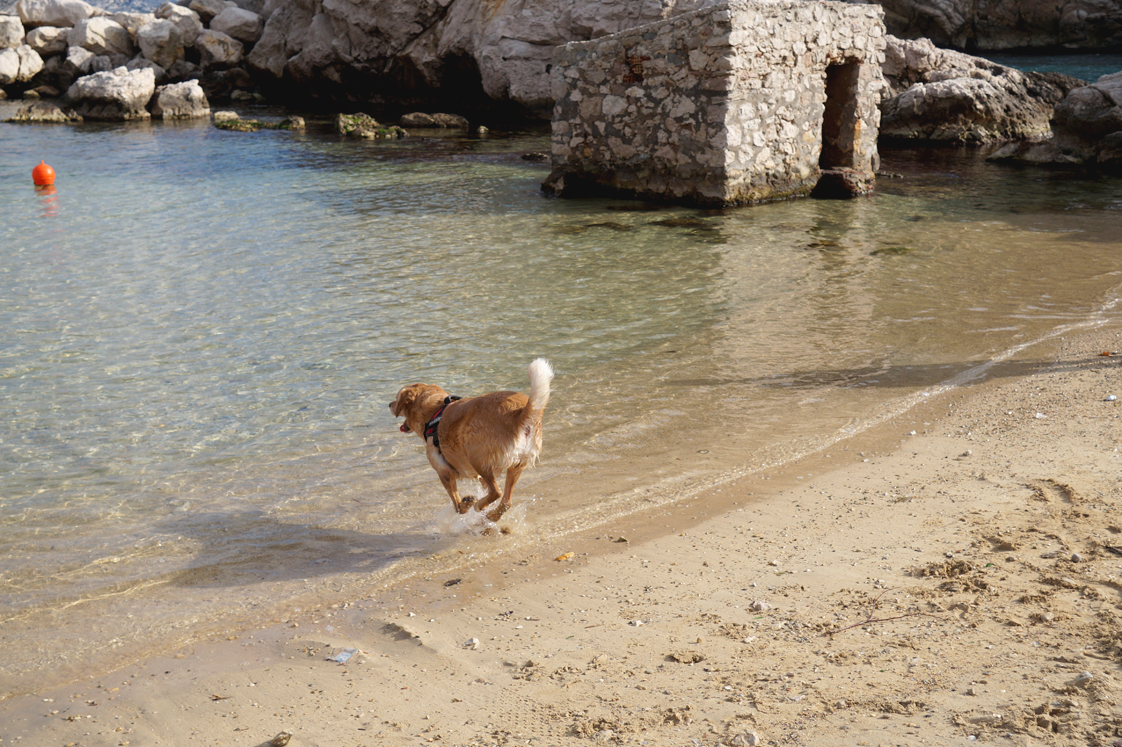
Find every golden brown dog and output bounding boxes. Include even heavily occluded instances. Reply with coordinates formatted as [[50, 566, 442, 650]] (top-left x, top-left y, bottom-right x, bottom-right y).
[[389, 358, 553, 522]]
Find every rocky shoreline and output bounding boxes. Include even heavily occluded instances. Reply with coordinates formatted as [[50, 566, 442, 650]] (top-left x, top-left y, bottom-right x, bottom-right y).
[[2, 0, 1122, 173]]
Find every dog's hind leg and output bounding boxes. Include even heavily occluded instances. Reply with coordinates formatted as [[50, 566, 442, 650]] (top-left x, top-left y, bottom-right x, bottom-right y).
[[473, 472, 502, 513], [485, 464, 525, 522]]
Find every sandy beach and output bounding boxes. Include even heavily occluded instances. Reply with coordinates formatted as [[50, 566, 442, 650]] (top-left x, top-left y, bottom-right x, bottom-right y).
[[2, 321, 1121, 747]]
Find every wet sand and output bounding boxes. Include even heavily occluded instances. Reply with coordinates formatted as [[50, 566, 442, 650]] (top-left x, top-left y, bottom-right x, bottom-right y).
[[2, 322, 1121, 747]]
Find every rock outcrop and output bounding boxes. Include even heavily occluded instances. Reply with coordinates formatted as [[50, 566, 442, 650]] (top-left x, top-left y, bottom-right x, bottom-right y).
[[879, 35, 1085, 143], [1, 0, 269, 117], [245, 0, 719, 116], [238, 0, 1117, 116], [877, 0, 1122, 51], [990, 72, 1122, 172]]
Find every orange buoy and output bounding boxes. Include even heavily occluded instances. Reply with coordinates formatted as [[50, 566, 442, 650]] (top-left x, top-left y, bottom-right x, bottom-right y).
[[32, 160, 56, 187]]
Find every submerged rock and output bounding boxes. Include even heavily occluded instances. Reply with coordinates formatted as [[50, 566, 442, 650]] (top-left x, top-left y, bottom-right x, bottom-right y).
[[213, 115, 303, 131], [335, 112, 405, 139], [399, 111, 469, 129], [4, 99, 81, 121]]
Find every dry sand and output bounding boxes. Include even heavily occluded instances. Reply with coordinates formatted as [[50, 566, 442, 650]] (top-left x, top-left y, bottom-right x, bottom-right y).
[[3, 324, 1121, 747]]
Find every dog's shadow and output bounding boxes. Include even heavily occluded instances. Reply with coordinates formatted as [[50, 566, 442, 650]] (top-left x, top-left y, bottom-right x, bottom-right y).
[[149, 509, 456, 591]]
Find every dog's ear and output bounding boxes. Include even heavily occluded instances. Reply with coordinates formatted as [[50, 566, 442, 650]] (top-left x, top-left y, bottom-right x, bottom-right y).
[[390, 385, 420, 417], [389, 389, 408, 417]]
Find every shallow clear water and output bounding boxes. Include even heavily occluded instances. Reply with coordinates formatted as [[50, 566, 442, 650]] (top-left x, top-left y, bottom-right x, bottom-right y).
[[3, 103, 1122, 697]]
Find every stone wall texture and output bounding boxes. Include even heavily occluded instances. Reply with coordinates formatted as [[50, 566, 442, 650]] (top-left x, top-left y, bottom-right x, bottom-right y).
[[544, 0, 887, 207]]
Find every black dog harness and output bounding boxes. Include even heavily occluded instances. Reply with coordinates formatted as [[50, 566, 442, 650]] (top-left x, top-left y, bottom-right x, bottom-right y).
[[423, 396, 462, 451]]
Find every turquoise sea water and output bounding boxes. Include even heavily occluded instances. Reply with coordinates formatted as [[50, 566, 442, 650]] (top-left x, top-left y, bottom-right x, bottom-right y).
[[982, 51, 1122, 82], [3, 100, 1122, 698]]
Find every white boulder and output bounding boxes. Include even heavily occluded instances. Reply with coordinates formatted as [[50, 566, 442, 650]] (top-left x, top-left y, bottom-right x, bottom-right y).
[[209, 7, 261, 45], [65, 44, 93, 72], [137, 19, 183, 70], [65, 65, 155, 119], [0, 15, 25, 49], [110, 12, 156, 39], [150, 79, 210, 118], [26, 25, 68, 55], [154, 3, 201, 46], [0, 44, 44, 84], [16, 0, 99, 29], [195, 28, 242, 68], [188, 0, 230, 25], [69, 17, 132, 56]]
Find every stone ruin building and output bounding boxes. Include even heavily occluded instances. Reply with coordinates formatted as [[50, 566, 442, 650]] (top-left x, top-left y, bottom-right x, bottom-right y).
[[543, 0, 887, 206]]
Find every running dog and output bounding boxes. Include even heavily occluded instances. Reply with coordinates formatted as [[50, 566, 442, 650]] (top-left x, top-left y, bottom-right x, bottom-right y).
[[390, 359, 553, 521]]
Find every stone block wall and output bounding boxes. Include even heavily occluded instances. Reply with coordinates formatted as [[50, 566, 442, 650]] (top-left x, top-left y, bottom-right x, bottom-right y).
[[543, 0, 887, 206]]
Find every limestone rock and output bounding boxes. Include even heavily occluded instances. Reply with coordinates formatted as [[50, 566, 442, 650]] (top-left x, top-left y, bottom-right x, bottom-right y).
[[879, 35, 1082, 143], [247, 0, 718, 115], [110, 12, 156, 39], [64, 64, 155, 119], [195, 28, 242, 68], [878, 0, 1122, 51], [65, 43, 92, 71], [16, 0, 100, 30], [26, 25, 68, 55], [154, 2, 201, 46], [69, 17, 133, 56], [4, 99, 81, 120], [150, 78, 209, 118], [0, 14, 25, 49], [166, 58, 199, 80], [0, 44, 43, 84], [992, 72, 1122, 171], [231, 0, 263, 15], [209, 7, 261, 46], [126, 54, 166, 84], [137, 19, 182, 70], [188, 0, 229, 25], [399, 112, 469, 129]]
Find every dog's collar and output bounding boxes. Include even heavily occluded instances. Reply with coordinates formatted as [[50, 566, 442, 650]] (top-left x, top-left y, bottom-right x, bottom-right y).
[[423, 395, 462, 450]]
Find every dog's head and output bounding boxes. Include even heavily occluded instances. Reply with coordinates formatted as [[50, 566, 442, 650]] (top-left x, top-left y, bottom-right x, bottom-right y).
[[389, 383, 446, 434]]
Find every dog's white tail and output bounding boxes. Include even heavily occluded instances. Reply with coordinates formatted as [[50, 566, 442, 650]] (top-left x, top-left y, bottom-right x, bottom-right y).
[[525, 358, 554, 417]]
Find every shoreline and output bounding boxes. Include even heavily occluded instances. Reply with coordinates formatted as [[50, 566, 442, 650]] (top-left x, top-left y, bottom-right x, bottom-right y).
[[2, 321, 1120, 746]]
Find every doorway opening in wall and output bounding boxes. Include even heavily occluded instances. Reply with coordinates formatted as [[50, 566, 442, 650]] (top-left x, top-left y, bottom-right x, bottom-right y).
[[819, 59, 860, 170]]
